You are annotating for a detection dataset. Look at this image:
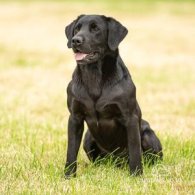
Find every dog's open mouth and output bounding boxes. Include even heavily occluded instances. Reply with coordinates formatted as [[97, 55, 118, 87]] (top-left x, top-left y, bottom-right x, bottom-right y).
[[74, 52, 88, 61], [74, 51, 98, 62]]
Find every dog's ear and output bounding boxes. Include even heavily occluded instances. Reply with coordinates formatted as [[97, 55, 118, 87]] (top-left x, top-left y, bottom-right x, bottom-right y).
[[65, 15, 84, 48], [107, 17, 128, 51]]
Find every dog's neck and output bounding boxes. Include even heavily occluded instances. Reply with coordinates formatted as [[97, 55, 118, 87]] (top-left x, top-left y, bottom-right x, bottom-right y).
[[73, 50, 125, 100], [79, 61, 102, 100]]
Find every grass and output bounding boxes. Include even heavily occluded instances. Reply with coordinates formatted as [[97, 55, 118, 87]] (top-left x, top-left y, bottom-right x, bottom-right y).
[[0, 0, 195, 194]]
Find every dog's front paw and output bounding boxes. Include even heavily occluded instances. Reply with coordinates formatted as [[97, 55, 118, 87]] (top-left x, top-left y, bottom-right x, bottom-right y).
[[64, 164, 77, 179], [64, 172, 76, 179], [130, 167, 143, 176], [64, 169, 76, 179]]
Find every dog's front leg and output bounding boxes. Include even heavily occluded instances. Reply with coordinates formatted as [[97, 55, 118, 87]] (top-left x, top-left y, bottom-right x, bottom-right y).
[[64, 115, 84, 178], [126, 114, 143, 175]]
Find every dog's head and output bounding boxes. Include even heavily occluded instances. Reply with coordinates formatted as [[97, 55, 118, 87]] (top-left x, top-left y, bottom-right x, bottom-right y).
[[65, 15, 128, 65]]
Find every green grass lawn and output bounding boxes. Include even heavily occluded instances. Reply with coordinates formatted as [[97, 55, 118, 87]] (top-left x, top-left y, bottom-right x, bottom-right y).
[[0, 1, 195, 194]]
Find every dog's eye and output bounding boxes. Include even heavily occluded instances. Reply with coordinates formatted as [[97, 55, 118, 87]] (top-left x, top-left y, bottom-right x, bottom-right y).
[[74, 24, 81, 34], [90, 23, 99, 32]]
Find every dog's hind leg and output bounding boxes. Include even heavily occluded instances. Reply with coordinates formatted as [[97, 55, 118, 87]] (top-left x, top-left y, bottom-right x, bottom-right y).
[[141, 119, 163, 164], [83, 130, 107, 162]]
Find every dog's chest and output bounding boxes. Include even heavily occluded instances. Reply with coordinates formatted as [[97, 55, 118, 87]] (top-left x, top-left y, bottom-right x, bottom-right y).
[[87, 102, 119, 119], [79, 94, 123, 128], [71, 80, 126, 128]]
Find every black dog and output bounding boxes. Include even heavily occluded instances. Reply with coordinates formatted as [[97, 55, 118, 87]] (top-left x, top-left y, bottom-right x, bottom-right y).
[[64, 15, 162, 177]]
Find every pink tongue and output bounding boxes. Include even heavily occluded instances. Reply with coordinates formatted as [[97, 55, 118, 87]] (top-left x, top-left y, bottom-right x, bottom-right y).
[[74, 53, 88, 61]]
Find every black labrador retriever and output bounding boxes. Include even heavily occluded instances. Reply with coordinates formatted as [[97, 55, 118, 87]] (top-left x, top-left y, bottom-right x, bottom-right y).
[[64, 15, 162, 177]]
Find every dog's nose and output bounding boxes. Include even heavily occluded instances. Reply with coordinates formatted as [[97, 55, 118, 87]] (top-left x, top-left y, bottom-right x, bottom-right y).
[[72, 36, 83, 46]]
